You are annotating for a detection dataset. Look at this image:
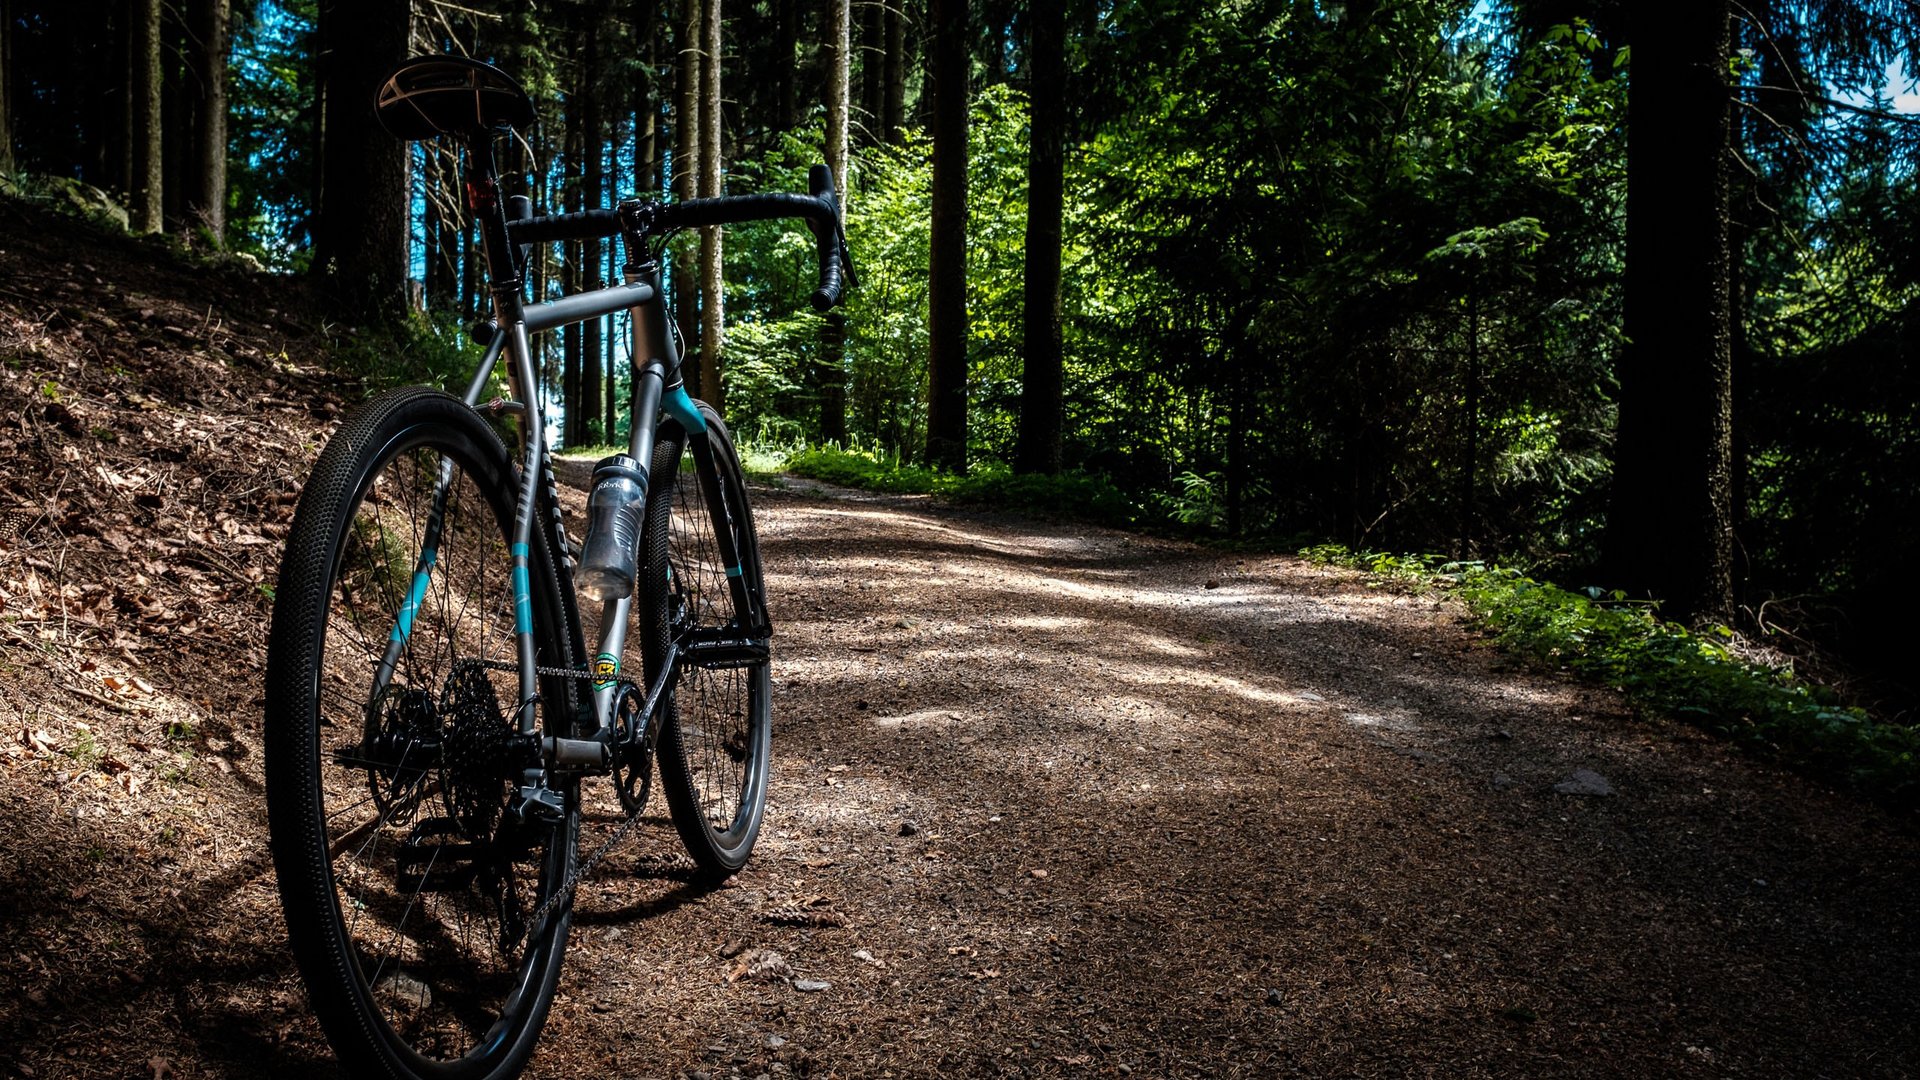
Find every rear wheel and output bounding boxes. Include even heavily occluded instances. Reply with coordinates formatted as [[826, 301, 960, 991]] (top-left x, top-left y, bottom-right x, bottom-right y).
[[265, 387, 581, 1080], [639, 402, 772, 879]]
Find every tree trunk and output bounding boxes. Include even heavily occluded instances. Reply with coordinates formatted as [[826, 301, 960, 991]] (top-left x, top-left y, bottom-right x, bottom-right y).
[[581, 23, 604, 447], [924, 0, 968, 471], [1458, 290, 1479, 557], [161, 3, 187, 230], [1606, 0, 1735, 623], [817, 0, 850, 442], [636, 0, 658, 197], [825, 0, 849, 191], [882, 0, 905, 144], [698, 0, 726, 410], [425, 147, 459, 306], [133, 0, 163, 234], [0, 0, 14, 177], [314, 0, 410, 321], [858, 0, 882, 145], [193, 0, 229, 244], [1014, 0, 1065, 476], [776, 0, 799, 131], [563, 103, 583, 448], [674, 0, 704, 397], [608, 223, 621, 438]]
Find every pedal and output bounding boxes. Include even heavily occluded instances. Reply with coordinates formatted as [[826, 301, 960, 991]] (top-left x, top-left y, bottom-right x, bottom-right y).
[[396, 818, 484, 893]]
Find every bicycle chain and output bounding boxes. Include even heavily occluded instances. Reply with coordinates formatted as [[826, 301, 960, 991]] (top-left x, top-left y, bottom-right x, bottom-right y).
[[473, 656, 650, 941], [522, 793, 646, 941], [477, 658, 603, 680]]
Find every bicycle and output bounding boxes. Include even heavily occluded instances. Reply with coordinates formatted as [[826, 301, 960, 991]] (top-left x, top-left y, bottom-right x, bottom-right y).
[[263, 56, 853, 1080]]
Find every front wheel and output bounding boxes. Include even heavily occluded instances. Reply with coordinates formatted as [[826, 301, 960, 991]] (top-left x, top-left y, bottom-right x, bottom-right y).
[[639, 401, 772, 879], [264, 387, 581, 1080]]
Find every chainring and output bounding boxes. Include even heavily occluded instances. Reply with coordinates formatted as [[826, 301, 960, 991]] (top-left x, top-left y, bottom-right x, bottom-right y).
[[609, 682, 652, 816]]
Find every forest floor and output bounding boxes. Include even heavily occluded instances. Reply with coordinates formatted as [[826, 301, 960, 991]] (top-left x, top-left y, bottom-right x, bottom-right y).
[[1, 198, 1918, 1080]]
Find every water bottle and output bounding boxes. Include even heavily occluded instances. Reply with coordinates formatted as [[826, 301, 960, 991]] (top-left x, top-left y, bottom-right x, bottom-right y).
[[577, 454, 647, 601]]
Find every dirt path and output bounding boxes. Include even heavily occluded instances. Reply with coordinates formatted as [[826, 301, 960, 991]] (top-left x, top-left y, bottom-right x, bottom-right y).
[[4, 478, 1917, 1079], [538, 480, 1917, 1078]]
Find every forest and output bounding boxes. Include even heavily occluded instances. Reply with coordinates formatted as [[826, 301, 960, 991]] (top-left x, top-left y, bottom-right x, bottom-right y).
[[2, 0, 1917, 709]]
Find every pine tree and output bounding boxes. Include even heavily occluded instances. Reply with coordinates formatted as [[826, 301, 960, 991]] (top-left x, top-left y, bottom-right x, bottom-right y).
[[193, 0, 230, 244], [1606, 1, 1735, 622], [1014, 0, 1066, 475], [133, 0, 163, 234], [925, 0, 969, 471], [697, 0, 726, 409]]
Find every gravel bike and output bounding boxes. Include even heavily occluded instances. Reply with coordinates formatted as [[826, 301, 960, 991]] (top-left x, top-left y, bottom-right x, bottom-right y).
[[263, 56, 853, 1080]]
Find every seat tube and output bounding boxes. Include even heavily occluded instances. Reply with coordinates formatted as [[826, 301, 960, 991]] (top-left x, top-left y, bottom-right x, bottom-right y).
[[463, 132, 545, 735]]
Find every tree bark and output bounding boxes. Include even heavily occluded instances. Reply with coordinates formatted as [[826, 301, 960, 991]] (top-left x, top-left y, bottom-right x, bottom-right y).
[[161, 3, 187, 229], [882, 0, 905, 144], [924, 0, 968, 471], [0, 0, 14, 177], [193, 0, 229, 244], [1606, 0, 1735, 623], [1014, 0, 1065, 476], [133, 0, 163, 234], [636, 0, 657, 197], [581, 22, 604, 447], [818, 0, 851, 442], [826, 0, 850, 191], [858, 0, 883, 144], [608, 215, 621, 438], [674, 0, 703, 397], [698, 0, 726, 410], [314, 0, 410, 321], [563, 99, 583, 447]]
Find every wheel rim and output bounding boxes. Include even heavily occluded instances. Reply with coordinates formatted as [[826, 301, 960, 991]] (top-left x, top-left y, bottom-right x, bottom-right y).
[[310, 428, 569, 1069], [664, 448, 769, 849]]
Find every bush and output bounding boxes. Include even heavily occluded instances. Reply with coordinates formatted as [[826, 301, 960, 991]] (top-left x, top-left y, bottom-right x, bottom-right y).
[[1302, 546, 1920, 808], [784, 446, 1139, 526]]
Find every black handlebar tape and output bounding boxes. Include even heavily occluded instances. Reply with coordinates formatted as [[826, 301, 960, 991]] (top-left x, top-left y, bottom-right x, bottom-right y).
[[507, 181, 854, 309], [507, 207, 621, 244], [807, 165, 846, 311], [810, 243, 844, 312], [652, 192, 835, 229]]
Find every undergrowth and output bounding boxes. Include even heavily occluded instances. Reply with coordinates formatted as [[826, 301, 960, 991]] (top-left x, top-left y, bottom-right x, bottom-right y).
[[784, 446, 1137, 525], [1301, 545, 1919, 808]]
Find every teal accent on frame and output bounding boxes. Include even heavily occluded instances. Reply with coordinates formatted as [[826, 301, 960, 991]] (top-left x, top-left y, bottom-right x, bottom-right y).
[[663, 384, 707, 434], [510, 542, 533, 635], [390, 566, 435, 642], [725, 564, 743, 578]]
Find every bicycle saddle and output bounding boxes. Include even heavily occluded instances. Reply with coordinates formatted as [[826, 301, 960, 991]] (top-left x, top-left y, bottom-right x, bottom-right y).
[[374, 56, 535, 140]]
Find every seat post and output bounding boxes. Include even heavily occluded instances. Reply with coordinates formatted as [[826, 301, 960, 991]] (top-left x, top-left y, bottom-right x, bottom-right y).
[[462, 133, 526, 329]]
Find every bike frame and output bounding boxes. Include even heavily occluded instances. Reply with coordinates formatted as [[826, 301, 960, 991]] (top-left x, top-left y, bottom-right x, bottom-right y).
[[367, 133, 759, 805]]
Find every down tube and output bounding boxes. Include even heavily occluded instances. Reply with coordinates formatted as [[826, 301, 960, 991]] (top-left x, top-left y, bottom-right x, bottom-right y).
[[589, 358, 671, 728]]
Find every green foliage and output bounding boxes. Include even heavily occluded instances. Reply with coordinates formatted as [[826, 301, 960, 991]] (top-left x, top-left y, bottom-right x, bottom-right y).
[[328, 312, 490, 395], [1302, 546, 1920, 806], [230, 0, 321, 266], [721, 88, 1036, 464]]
